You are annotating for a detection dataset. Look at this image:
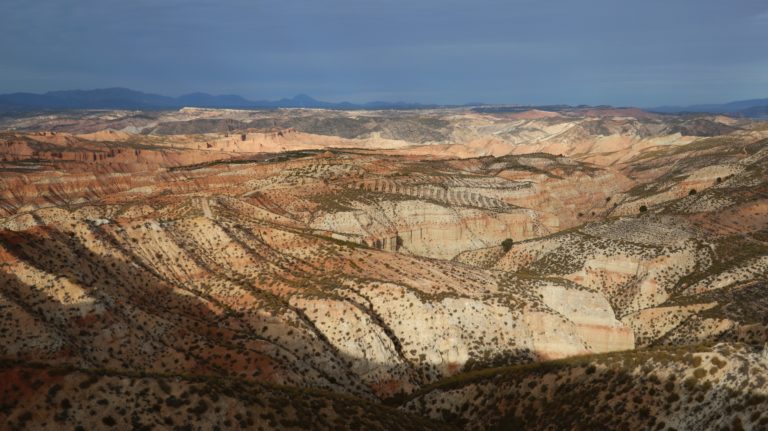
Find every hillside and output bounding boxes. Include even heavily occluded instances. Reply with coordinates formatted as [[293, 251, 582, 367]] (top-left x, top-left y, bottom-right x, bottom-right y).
[[403, 343, 768, 430], [0, 361, 448, 430], [0, 107, 767, 429]]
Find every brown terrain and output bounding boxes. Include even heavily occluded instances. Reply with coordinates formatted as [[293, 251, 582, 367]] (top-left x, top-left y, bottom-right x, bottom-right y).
[[0, 107, 767, 430]]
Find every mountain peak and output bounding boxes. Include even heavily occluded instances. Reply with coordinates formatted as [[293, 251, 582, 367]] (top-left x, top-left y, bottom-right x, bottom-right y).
[[291, 94, 318, 103], [0, 88, 434, 111]]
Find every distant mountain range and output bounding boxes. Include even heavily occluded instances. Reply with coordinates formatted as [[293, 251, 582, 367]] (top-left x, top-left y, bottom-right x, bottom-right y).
[[1, 88, 767, 118], [0, 88, 440, 112], [651, 98, 768, 118]]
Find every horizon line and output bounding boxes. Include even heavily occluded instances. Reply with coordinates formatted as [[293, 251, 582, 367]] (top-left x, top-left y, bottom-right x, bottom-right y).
[[1, 86, 766, 111]]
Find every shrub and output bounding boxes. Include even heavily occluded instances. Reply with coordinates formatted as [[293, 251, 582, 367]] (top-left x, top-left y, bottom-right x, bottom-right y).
[[639, 205, 648, 213], [502, 238, 514, 252], [689, 189, 697, 196]]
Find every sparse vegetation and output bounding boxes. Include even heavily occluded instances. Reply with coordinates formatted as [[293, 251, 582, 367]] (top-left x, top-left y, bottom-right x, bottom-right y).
[[0, 107, 766, 431]]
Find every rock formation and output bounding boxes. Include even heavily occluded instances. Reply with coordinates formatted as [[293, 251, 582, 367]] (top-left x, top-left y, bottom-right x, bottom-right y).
[[1, 107, 766, 429]]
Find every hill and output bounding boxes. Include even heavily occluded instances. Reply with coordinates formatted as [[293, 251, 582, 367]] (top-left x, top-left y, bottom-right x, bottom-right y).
[[0, 107, 767, 429], [0, 88, 438, 112], [652, 98, 768, 118]]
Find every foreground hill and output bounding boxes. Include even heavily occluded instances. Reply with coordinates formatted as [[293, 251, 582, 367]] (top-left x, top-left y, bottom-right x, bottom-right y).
[[0, 361, 449, 431], [403, 343, 768, 430]]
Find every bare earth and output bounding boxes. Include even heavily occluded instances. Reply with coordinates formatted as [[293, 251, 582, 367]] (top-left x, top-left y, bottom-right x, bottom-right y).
[[1, 107, 767, 430]]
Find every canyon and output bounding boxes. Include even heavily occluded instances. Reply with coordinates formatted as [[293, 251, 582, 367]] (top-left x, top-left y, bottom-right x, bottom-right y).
[[1, 106, 767, 429]]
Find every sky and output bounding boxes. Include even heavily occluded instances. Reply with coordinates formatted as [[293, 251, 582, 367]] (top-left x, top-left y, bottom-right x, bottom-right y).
[[1, 0, 767, 106]]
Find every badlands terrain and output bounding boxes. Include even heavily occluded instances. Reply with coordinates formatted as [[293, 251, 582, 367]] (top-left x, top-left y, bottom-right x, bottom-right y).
[[0, 106, 767, 430]]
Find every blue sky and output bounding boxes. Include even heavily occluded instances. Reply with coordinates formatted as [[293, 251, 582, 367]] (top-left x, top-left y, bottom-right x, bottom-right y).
[[1, 0, 767, 106]]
